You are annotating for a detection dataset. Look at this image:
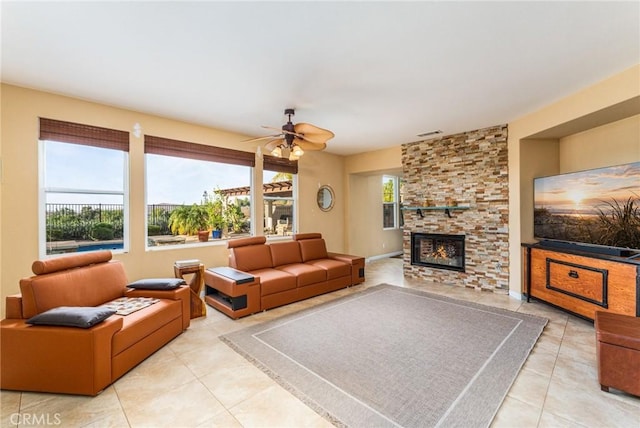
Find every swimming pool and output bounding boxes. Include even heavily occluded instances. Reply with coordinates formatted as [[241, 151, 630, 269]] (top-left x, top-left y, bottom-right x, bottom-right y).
[[77, 242, 124, 252]]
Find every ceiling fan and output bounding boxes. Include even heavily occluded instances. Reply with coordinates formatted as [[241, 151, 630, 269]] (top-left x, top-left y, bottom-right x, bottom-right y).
[[244, 108, 334, 160]]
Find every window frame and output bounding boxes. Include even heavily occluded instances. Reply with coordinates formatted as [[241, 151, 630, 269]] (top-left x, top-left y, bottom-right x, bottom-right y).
[[144, 135, 255, 250], [263, 154, 298, 238], [38, 118, 130, 258], [382, 175, 399, 230]]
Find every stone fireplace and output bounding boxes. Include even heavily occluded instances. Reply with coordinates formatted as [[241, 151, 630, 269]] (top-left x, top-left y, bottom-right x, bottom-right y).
[[411, 233, 465, 272], [402, 124, 509, 292]]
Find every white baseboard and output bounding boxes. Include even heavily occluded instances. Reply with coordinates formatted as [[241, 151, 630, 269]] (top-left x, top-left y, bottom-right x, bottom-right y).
[[366, 251, 403, 263], [509, 290, 524, 300]]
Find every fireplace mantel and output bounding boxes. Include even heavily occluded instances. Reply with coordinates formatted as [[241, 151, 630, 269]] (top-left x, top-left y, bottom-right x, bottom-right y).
[[402, 206, 469, 218]]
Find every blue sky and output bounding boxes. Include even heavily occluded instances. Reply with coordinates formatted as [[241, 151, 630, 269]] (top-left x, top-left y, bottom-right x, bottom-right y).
[[45, 142, 274, 205], [146, 154, 253, 205]]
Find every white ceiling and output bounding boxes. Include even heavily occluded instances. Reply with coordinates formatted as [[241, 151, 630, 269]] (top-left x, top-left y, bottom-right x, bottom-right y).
[[2, 1, 639, 156]]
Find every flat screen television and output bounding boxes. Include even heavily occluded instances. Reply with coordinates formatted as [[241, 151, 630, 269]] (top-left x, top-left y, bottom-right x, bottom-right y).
[[533, 161, 640, 257]]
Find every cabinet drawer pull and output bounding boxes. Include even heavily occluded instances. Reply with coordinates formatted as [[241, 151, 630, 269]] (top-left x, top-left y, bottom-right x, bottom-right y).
[[568, 270, 579, 279]]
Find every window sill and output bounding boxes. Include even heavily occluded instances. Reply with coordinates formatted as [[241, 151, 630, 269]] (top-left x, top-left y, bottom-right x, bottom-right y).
[[145, 239, 228, 252]]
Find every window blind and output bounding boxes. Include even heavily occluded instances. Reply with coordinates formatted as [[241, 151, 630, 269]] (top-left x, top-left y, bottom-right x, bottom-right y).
[[263, 154, 298, 174], [145, 135, 255, 167], [39, 118, 129, 152]]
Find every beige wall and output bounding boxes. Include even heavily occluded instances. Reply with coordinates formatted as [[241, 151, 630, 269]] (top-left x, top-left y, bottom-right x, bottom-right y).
[[296, 150, 346, 252], [344, 146, 403, 257], [559, 114, 640, 172], [0, 84, 345, 316], [344, 146, 402, 175], [519, 139, 560, 244], [509, 64, 640, 296], [347, 173, 403, 259]]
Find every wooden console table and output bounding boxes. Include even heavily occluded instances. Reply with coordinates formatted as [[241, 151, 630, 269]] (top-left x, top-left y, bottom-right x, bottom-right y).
[[522, 243, 639, 320], [174, 263, 206, 319]]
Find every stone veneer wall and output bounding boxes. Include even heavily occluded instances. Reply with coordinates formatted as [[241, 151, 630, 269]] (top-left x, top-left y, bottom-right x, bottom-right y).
[[402, 124, 509, 292]]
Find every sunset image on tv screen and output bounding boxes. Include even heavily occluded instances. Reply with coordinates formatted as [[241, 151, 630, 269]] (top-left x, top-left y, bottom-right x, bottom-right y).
[[534, 161, 640, 249]]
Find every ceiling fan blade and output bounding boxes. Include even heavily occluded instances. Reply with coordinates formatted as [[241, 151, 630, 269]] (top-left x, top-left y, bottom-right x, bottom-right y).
[[264, 138, 285, 152], [241, 134, 282, 143], [295, 139, 327, 151], [261, 125, 283, 132], [261, 125, 306, 139], [294, 122, 335, 144]]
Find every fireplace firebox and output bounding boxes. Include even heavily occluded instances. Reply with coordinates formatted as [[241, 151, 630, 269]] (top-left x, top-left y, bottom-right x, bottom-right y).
[[411, 233, 465, 272]]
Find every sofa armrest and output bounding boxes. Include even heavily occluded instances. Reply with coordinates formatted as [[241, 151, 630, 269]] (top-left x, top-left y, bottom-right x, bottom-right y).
[[327, 252, 365, 284], [125, 286, 190, 330], [203, 268, 261, 319], [5, 294, 23, 319], [0, 316, 123, 396]]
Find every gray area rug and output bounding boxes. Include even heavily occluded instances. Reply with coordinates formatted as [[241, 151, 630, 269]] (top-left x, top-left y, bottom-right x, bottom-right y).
[[220, 284, 547, 428]]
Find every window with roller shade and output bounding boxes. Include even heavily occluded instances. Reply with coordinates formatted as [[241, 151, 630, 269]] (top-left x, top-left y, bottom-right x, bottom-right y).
[[144, 135, 254, 247], [263, 155, 298, 237], [39, 118, 129, 256]]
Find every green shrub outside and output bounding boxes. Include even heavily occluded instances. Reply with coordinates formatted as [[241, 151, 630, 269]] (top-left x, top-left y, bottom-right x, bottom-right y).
[[91, 222, 114, 240], [147, 224, 162, 236]]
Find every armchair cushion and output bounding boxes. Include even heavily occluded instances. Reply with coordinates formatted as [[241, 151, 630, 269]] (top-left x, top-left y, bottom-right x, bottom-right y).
[[26, 306, 116, 329], [127, 278, 186, 290]]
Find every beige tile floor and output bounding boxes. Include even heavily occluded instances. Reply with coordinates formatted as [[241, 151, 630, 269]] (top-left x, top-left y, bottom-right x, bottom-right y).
[[2, 257, 639, 427]]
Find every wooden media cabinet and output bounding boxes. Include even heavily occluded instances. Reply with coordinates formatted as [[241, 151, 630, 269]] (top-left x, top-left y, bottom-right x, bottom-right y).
[[522, 243, 639, 320]]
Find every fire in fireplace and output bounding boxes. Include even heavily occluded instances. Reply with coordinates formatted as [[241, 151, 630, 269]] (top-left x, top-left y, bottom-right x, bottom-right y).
[[411, 233, 465, 272]]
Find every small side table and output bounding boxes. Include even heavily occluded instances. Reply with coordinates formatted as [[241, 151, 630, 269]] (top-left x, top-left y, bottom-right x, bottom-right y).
[[174, 263, 206, 319]]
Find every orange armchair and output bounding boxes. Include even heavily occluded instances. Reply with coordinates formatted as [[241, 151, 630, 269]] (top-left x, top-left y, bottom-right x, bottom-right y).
[[1, 251, 190, 396]]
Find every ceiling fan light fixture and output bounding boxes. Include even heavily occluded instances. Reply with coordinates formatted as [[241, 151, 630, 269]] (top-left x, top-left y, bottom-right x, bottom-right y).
[[288, 152, 300, 161], [244, 108, 333, 156], [292, 145, 304, 157]]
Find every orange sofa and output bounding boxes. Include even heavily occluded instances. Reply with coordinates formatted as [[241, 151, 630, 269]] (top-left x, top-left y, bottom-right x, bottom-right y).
[[0, 251, 190, 396], [204, 233, 365, 318]]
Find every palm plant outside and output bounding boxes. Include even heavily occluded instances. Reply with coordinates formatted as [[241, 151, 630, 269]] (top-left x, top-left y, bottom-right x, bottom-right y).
[[168, 204, 209, 235]]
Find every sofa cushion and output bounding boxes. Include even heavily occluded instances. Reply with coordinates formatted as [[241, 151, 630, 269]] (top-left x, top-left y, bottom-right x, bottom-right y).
[[305, 259, 351, 280], [277, 263, 327, 287], [31, 251, 112, 275], [111, 299, 182, 356], [227, 236, 267, 248], [26, 306, 116, 328], [250, 268, 297, 296], [270, 241, 303, 266], [293, 233, 323, 241], [230, 244, 273, 272], [298, 238, 329, 261], [20, 261, 128, 319], [127, 278, 186, 290]]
